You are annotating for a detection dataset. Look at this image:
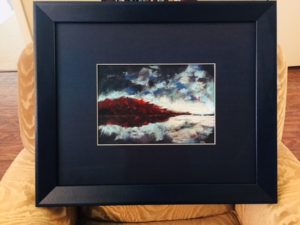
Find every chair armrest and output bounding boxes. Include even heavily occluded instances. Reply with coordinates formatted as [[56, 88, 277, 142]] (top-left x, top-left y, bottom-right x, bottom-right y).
[[0, 149, 77, 225], [235, 142, 300, 225]]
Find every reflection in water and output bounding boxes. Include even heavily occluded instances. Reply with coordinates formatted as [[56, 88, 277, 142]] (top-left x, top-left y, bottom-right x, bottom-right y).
[[99, 115, 215, 144]]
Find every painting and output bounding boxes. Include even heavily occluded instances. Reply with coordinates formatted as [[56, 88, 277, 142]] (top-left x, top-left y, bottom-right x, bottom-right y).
[[97, 64, 215, 145]]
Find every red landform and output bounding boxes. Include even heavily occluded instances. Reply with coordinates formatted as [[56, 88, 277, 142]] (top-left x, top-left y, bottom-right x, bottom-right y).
[[98, 97, 190, 127]]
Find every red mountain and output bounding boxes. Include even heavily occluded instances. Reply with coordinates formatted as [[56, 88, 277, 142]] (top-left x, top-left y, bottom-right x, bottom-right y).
[[98, 97, 190, 127]]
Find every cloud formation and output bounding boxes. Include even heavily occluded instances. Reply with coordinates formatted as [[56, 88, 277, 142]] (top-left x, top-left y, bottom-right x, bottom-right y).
[[98, 64, 215, 114]]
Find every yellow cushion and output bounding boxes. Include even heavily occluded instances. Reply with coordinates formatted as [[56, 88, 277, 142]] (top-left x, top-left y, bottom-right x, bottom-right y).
[[277, 46, 288, 143], [17, 34, 288, 225], [18, 43, 35, 153], [17, 43, 288, 224], [235, 142, 300, 225], [82, 204, 233, 223], [82, 211, 240, 225], [0, 149, 77, 225]]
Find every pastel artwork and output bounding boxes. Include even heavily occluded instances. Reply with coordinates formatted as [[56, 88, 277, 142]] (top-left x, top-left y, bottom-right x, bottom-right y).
[[97, 64, 215, 145]]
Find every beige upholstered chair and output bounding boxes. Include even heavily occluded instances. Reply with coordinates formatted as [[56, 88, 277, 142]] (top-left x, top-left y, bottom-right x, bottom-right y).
[[1, 1, 300, 224]]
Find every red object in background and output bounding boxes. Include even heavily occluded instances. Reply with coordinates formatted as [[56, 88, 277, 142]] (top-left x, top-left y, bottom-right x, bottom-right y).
[[98, 97, 190, 127]]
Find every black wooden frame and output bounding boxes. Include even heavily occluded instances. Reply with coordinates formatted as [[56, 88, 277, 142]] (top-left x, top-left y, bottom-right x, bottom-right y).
[[35, 1, 277, 206]]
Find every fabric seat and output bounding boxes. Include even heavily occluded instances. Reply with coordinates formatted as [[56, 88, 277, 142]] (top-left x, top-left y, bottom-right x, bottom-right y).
[[1, 1, 300, 223], [80, 212, 240, 225]]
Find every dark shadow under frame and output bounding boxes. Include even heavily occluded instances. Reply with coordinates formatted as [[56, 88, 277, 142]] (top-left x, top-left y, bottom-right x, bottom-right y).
[[35, 1, 277, 206]]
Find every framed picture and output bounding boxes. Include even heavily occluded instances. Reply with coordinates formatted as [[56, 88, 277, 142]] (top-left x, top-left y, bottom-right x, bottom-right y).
[[35, 1, 277, 206]]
